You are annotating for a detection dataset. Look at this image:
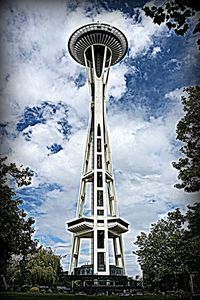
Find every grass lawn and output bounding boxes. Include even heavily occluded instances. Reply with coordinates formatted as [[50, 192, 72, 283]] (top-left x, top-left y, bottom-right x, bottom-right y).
[[0, 293, 182, 300]]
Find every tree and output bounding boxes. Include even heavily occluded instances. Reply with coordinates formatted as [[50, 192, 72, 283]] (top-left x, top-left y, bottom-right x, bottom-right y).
[[172, 86, 200, 192], [184, 202, 200, 290], [4, 248, 63, 290], [143, 0, 200, 191], [27, 247, 62, 287], [5, 255, 26, 291], [143, 0, 200, 49], [134, 209, 187, 293], [0, 156, 36, 273], [133, 204, 200, 293]]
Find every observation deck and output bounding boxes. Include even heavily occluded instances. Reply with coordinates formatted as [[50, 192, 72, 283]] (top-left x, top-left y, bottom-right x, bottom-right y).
[[67, 216, 129, 238], [68, 23, 128, 66]]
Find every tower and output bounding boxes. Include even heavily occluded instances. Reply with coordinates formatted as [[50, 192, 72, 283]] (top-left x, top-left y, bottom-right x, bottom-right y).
[[67, 23, 129, 276]]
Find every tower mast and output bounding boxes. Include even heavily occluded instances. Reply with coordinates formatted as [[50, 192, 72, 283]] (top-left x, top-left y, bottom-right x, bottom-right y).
[[67, 23, 129, 276]]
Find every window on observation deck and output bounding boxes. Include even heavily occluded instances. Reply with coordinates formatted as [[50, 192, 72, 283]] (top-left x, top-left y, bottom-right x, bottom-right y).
[[97, 124, 101, 136], [97, 252, 105, 271], [97, 230, 104, 248], [97, 172, 103, 187], [97, 138, 101, 152], [97, 155, 102, 169], [97, 209, 104, 216], [97, 190, 103, 206]]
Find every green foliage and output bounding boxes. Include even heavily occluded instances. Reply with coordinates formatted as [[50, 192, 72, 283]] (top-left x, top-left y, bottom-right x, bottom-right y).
[[29, 287, 40, 293], [184, 203, 200, 277], [0, 156, 36, 272], [5, 255, 33, 289], [172, 86, 200, 192], [0, 157, 63, 289], [134, 203, 200, 292], [27, 248, 62, 287], [143, 0, 200, 49], [5, 255, 25, 288], [4, 247, 63, 290]]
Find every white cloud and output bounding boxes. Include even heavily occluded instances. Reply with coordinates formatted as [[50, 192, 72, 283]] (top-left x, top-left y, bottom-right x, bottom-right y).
[[0, 2, 166, 118], [35, 188, 75, 240], [165, 87, 185, 101], [108, 64, 129, 100], [6, 123, 86, 189], [127, 11, 165, 58], [104, 100, 192, 275], [151, 46, 161, 57]]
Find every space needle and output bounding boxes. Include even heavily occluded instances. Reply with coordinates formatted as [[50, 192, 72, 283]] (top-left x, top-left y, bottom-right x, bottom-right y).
[[67, 22, 129, 277]]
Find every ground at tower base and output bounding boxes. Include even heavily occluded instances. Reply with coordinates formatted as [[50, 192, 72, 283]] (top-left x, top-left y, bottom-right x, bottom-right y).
[[1, 293, 198, 300], [0, 275, 198, 300], [0, 292, 195, 300]]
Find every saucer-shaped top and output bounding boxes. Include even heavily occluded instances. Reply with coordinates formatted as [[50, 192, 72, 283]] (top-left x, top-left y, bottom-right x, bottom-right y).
[[68, 23, 128, 66]]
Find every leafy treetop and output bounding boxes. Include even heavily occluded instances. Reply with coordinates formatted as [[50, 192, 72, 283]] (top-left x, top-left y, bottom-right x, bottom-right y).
[[134, 202, 200, 292], [172, 86, 200, 192], [0, 156, 37, 271], [143, 0, 200, 49]]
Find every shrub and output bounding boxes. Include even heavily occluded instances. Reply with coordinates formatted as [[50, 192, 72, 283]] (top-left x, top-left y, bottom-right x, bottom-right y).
[[30, 286, 40, 293]]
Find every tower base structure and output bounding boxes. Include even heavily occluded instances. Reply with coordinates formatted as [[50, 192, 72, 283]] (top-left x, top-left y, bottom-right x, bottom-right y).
[[73, 264, 123, 276], [63, 273, 132, 296], [67, 216, 129, 276]]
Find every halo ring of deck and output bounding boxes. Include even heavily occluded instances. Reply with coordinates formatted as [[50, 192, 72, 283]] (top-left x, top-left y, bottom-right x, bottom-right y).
[[68, 23, 128, 66]]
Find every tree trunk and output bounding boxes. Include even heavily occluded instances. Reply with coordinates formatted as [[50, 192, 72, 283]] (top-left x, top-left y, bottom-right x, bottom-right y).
[[1, 274, 8, 291], [164, 291, 167, 300]]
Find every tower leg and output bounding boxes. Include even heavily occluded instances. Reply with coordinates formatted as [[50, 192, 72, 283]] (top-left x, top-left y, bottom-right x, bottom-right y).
[[69, 234, 76, 275], [69, 235, 80, 274], [119, 235, 125, 274], [113, 237, 118, 266], [105, 228, 110, 274], [74, 236, 80, 268]]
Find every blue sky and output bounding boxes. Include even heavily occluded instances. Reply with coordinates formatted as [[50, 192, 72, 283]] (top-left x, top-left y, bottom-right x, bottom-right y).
[[0, 0, 200, 276]]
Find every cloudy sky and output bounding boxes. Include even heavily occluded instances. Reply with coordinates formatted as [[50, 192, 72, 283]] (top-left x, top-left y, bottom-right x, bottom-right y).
[[0, 0, 200, 276]]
